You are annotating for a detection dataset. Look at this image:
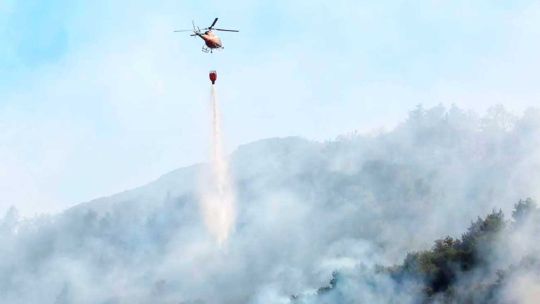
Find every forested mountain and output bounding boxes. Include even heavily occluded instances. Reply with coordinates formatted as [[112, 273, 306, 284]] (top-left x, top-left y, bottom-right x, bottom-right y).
[[1, 105, 539, 303]]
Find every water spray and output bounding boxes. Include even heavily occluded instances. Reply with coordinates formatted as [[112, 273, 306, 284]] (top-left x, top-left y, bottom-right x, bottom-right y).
[[199, 70, 236, 246]]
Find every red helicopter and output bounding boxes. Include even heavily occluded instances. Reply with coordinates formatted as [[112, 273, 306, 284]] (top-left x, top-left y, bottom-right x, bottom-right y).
[[175, 18, 239, 53]]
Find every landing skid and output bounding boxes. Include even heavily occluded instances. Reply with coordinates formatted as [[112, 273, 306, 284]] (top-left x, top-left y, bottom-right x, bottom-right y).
[[201, 46, 224, 53]]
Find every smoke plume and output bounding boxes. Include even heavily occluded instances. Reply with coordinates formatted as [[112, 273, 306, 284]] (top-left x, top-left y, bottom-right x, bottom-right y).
[[0, 105, 539, 303]]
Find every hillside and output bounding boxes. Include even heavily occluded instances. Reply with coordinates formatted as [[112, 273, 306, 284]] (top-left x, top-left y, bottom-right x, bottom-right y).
[[1, 105, 539, 304]]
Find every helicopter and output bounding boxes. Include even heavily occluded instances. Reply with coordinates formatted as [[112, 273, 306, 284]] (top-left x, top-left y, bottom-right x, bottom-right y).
[[174, 18, 239, 53]]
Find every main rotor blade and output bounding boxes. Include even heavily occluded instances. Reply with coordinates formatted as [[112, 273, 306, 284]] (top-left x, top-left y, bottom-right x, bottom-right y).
[[209, 18, 219, 29], [214, 28, 239, 32], [174, 30, 193, 32]]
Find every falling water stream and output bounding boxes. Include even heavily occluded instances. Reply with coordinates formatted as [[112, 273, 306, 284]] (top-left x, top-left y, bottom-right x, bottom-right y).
[[199, 85, 236, 245]]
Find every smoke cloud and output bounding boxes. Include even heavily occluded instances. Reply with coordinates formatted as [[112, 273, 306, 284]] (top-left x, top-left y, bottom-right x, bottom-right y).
[[0, 105, 539, 303]]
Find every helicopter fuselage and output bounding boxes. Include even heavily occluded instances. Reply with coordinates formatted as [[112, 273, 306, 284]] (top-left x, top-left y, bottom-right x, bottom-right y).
[[199, 31, 223, 49]]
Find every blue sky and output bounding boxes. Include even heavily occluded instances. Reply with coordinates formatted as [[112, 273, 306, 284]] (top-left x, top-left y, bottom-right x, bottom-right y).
[[1, 0, 540, 215]]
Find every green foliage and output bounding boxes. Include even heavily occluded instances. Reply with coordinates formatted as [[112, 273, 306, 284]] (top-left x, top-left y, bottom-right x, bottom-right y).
[[306, 198, 540, 303], [391, 208, 508, 300], [512, 198, 537, 224], [294, 196, 540, 304]]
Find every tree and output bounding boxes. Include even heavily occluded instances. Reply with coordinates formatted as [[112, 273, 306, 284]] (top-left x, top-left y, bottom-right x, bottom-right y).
[[512, 198, 537, 224]]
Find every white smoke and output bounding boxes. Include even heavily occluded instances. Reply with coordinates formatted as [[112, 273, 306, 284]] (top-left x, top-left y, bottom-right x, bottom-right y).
[[198, 85, 236, 245], [0, 105, 539, 303]]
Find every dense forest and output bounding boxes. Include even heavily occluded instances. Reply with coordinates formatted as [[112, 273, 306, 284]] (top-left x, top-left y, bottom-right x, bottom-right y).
[[304, 198, 539, 303]]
